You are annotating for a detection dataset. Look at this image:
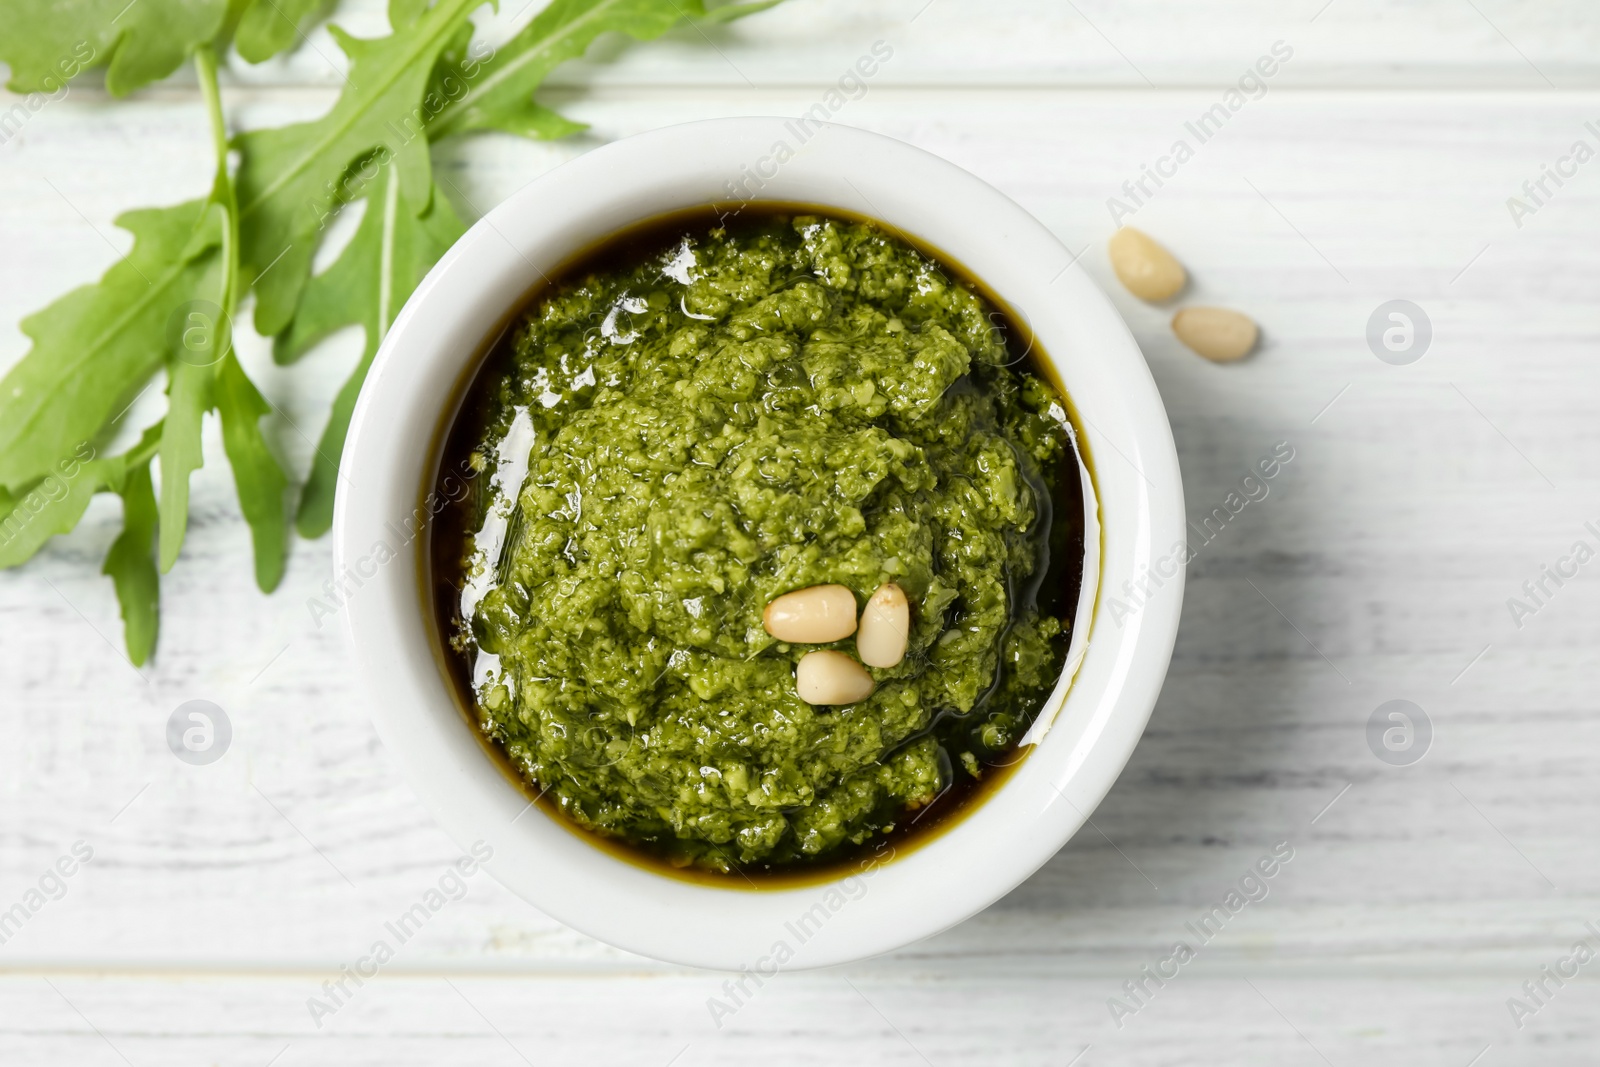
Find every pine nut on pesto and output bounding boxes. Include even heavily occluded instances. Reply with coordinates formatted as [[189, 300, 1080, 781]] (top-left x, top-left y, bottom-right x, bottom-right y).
[[857, 583, 911, 669], [795, 649, 876, 706], [430, 206, 1088, 876], [763, 584, 859, 644]]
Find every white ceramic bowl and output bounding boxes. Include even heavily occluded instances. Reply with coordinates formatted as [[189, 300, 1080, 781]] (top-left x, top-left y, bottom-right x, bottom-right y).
[[335, 117, 1183, 970]]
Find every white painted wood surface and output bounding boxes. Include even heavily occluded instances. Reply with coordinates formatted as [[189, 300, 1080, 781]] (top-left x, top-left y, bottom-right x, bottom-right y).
[[4, 2, 1600, 1063]]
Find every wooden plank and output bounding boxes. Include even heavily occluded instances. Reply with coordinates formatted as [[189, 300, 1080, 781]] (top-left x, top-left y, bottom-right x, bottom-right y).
[[1, 972, 1596, 1065], [203, 0, 1600, 90]]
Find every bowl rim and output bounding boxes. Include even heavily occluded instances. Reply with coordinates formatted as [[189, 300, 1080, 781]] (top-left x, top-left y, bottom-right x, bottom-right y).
[[335, 116, 1185, 971]]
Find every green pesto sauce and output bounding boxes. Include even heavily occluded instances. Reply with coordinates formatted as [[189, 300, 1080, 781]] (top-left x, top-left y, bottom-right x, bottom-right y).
[[445, 212, 1077, 873]]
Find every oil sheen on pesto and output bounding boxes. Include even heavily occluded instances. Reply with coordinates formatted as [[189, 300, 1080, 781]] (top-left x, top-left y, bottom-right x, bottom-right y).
[[451, 213, 1075, 873]]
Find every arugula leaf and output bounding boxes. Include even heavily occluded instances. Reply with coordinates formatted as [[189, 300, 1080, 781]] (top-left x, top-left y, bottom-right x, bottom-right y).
[[0, 423, 160, 571], [235, 0, 327, 63], [215, 353, 290, 590], [275, 164, 463, 536], [158, 355, 216, 570], [159, 45, 238, 571], [0, 452, 110, 569], [0, 0, 229, 96], [0, 201, 224, 492], [103, 462, 161, 666], [426, 0, 705, 141], [234, 0, 481, 337]]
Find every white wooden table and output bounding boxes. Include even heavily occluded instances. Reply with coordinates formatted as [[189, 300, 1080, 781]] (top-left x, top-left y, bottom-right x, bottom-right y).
[[4, 2, 1600, 1063]]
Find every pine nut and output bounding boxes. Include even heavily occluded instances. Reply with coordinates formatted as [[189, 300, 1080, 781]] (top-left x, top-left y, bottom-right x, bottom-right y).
[[795, 650, 875, 705], [1108, 227, 1187, 303], [1172, 307, 1259, 362], [763, 584, 858, 643], [857, 583, 910, 668]]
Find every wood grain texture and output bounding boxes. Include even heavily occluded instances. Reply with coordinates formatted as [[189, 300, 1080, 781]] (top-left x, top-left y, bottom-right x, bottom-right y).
[[4, 2, 1600, 1063], [224, 0, 1600, 89]]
